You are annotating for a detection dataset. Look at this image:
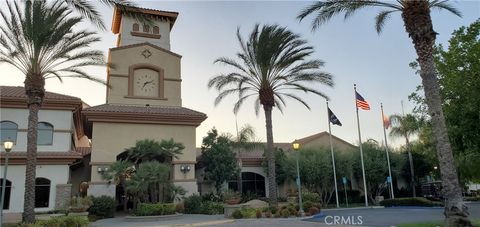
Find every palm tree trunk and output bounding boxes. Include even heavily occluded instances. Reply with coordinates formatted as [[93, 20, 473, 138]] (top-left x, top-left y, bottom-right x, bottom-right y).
[[405, 138, 416, 197], [402, 1, 470, 225], [263, 105, 277, 207], [22, 76, 45, 223], [122, 181, 127, 212]]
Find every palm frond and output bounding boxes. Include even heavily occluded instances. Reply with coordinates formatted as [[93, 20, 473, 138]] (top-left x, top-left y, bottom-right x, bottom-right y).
[[375, 9, 399, 33], [430, 0, 462, 17], [297, 0, 402, 31]]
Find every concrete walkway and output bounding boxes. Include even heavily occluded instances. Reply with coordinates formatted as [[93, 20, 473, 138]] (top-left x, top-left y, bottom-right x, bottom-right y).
[[90, 214, 232, 227]]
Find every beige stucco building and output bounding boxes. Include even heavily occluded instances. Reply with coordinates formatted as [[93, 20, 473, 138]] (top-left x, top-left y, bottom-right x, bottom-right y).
[[83, 6, 206, 198]]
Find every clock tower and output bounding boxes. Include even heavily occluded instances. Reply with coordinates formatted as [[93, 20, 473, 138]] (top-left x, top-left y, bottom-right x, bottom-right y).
[[84, 6, 206, 198]]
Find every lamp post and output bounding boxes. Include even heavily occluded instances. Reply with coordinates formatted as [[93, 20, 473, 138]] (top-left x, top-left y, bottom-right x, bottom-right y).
[[292, 141, 304, 216], [1, 138, 14, 226]]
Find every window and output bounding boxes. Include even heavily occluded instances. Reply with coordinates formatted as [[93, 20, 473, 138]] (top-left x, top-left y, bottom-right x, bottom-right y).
[[37, 122, 53, 145], [132, 23, 139, 32], [0, 179, 12, 209], [143, 25, 150, 33], [228, 172, 266, 197], [153, 26, 159, 34], [35, 178, 50, 208], [0, 121, 17, 143]]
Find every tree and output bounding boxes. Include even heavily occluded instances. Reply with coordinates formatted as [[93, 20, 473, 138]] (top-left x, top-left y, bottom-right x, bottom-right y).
[[208, 24, 334, 206], [102, 160, 135, 211], [410, 20, 480, 184], [389, 114, 421, 197], [200, 128, 240, 194], [262, 148, 296, 186], [121, 139, 184, 164], [0, 1, 107, 222], [125, 161, 171, 205], [297, 1, 470, 224]]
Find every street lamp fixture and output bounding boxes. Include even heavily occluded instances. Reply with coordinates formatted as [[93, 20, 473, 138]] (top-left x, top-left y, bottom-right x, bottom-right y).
[[292, 140, 304, 216], [1, 138, 14, 225], [433, 166, 438, 170]]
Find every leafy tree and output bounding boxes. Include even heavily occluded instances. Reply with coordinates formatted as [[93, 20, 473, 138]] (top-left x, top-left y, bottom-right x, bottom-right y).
[[297, 1, 470, 224], [262, 148, 296, 186], [208, 24, 334, 206], [101, 160, 135, 211], [121, 139, 184, 164], [410, 20, 480, 184], [200, 128, 240, 194], [0, 1, 107, 222], [389, 114, 422, 197]]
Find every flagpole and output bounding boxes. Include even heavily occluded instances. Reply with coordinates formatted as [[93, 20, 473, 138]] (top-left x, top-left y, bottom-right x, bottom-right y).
[[354, 84, 368, 207], [327, 101, 340, 208], [381, 103, 395, 199]]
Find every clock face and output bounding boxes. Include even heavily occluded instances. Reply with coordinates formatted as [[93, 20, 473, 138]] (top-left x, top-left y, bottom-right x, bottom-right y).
[[133, 69, 159, 97]]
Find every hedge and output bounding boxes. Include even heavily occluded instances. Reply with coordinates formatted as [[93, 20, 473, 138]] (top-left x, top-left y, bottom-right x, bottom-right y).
[[380, 197, 443, 207], [134, 203, 176, 216], [88, 196, 116, 218]]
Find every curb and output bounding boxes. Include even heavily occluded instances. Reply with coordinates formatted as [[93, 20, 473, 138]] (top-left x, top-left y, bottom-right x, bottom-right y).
[[322, 206, 384, 211], [158, 219, 235, 227]]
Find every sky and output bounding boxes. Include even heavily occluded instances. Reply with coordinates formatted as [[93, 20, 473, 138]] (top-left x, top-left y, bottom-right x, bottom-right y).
[[1, 1, 479, 147]]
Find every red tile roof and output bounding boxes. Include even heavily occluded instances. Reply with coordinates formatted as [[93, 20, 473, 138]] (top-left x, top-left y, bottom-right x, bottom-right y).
[[83, 104, 206, 118], [0, 86, 81, 102], [0, 151, 82, 158]]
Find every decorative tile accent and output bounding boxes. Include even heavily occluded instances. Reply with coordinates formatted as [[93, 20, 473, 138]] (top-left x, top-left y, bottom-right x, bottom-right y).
[[141, 49, 152, 59]]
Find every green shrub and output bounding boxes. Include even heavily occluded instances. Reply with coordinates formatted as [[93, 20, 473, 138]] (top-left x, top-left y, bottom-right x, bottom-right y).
[[302, 191, 321, 203], [380, 197, 443, 207], [240, 208, 257, 218], [200, 201, 224, 214], [88, 196, 116, 218], [464, 196, 480, 202], [232, 209, 243, 219], [280, 209, 290, 218], [303, 201, 322, 211], [241, 191, 259, 203], [184, 194, 223, 214], [34, 216, 89, 227], [134, 203, 176, 216], [255, 209, 262, 218], [184, 194, 203, 214]]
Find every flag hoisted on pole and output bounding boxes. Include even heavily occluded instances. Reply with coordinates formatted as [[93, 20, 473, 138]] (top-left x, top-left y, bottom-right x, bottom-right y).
[[381, 103, 395, 199], [354, 84, 369, 207], [326, 100, 341, 208]]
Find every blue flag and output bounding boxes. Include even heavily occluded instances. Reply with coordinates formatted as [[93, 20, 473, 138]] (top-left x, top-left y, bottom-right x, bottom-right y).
[[328, 107, 342, 126]]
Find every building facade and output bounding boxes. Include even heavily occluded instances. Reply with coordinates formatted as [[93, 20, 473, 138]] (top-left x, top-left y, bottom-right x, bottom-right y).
[[0, 86, 89, 222], [83, 6, 206, 198]]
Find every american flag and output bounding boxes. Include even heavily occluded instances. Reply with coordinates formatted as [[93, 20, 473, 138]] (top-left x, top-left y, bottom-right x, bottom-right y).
[[356, 91, 370, 110]]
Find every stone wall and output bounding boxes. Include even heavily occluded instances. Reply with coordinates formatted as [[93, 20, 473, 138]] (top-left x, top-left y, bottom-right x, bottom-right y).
[[55, 184, 72, 210]]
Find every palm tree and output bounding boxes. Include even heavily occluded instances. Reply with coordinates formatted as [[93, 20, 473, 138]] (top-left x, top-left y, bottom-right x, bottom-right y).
[[102, 160, 135, 212], [389, 114, 421, 197], [123, 139, 184, 164], [0, 1, 107, 222], [297, 0, 470, 224], [63, 0, 138, 30], [208, 24, 334, 206]]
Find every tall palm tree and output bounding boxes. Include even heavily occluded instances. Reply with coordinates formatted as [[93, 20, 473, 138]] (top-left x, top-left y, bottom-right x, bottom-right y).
[[208, 24, 334, 206], [297, 0, 470, 225], [389, 114, 420, 197], [0, 1, 107, 222]]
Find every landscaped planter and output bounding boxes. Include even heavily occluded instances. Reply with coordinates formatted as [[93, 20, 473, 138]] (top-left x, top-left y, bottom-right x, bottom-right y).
[[124, 213, 183, 222]]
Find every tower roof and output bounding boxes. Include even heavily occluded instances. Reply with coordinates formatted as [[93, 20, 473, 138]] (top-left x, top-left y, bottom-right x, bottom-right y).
[[112, 5, 179, 34]]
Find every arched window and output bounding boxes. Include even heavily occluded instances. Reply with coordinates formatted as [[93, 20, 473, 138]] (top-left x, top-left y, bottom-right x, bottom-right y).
[[143, 25, 150, 33], [35, 178, 50, 208], [153, 26, 159, 34], [0, 179, 12, 209], [132, 23, 139, 32], [37, 122, 53, 145], [0, 121, 17, 143]]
